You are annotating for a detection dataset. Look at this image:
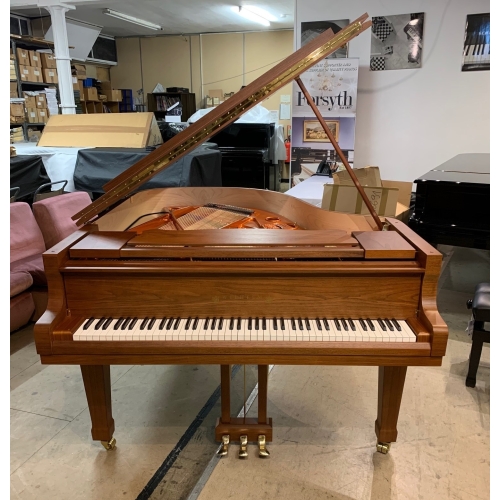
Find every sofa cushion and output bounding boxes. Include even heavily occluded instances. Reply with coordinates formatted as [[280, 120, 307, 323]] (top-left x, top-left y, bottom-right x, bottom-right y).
[[10, 271, 33, 297], [33, 192, 91, 250], [10, 202, 45, 263], [10, 253, 46, 286], [10, 292, 35, 332]]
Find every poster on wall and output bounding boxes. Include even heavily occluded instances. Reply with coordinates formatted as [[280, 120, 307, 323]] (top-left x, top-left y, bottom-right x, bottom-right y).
[[301, 20, 349, 58], [462, 13, 490, 71], [290, 59, 358, 188], [370, 13, 424, 71]]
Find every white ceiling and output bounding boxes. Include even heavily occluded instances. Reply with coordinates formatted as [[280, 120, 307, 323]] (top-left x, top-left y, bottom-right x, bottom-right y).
[[11, 0, 294, 36]]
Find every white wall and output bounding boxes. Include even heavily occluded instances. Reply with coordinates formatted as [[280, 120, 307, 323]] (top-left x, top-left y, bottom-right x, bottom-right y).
[[295, 0, 490, 182]]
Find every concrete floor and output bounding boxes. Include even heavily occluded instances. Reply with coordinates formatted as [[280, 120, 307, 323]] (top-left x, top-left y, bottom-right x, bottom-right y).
[[10, 246, 489, 500]]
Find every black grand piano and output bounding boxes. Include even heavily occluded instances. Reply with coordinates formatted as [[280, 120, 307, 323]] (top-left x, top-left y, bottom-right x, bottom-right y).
[[409, 153, 490, 250]]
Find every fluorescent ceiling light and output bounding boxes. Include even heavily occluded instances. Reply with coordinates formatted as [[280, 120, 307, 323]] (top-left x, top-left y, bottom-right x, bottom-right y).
[[242, 6, 277, 22], [102, 9, 163, 30], [231, 6, 271, 26]]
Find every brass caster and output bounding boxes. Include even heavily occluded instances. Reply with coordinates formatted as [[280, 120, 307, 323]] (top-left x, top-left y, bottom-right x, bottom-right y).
[[217, 434, 230, 457], [376, 442, 391, 454], [101, 437, 116, 451], [239, 435, 248, 459], [258, 435, 270, 458]]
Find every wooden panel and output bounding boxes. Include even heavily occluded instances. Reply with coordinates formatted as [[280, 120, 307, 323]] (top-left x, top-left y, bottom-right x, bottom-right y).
[[353, 231, 416, 259], [63, 273, 421, 318], [69, 232, 135, 258]]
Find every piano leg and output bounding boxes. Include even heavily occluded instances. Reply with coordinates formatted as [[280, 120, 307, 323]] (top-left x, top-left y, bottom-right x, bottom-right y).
[[80, 365, 116, 450], [257, 365, 270, 457], [375, 366, 407, 454]]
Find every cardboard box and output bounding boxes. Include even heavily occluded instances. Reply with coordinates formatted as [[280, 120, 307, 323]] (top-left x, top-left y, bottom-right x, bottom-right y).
[[103, 89, 122, 102], [39, 112, 164, 148], [84, 87, 99, 101], [10, 60, 16, 79], [10, 115, 25, 124], [10, 102, 25, 117], [27, 129, 42, 141], [24, 95, 37, 108], [11, 82, 18, 98], [96, 66, 110, 82], [29, 50, 42, 67], [36, 94, 47, 108], [26, 107, 39, 123], [99, 81, 112, 91], [16, 48, 30, 65], [19, 65, 31, 81], [37, 109, 49, 123], [73, 79, 85, 100], [43, 68, 58, 84], [10, 90, 18, 98], [72, 64, 86, 79], [333, 166, 382, 187], [31, 66, 44, 83], [40, 53, 57, 69]]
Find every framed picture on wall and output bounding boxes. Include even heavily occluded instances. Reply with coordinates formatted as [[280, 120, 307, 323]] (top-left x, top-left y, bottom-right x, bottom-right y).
[[303, 120, 339, 142], [462, 13, 490, 71]]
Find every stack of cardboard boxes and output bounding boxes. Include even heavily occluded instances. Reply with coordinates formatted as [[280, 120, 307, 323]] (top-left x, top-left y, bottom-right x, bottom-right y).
[[16, 48, 58, 84], [24, 92, 49, 124]]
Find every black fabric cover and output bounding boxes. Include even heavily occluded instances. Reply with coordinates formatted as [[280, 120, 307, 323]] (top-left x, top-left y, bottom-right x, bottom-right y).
[[10, 155, 50, 203], [472, 283, 490, 322], [73, 144, 222, 195]]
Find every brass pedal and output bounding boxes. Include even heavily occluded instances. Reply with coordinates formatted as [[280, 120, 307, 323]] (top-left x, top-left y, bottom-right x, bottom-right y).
[[239, 435, 248, 459], [258, 435, 270, 458], [376, 442, 391, 454], [217, 434, 230, 457], [100, 437, 116, 451]]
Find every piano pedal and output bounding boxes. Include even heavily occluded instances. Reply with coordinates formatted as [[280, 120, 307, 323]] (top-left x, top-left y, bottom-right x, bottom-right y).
[[101, 437, 116, 451], [258, 434, 270, 458], [376, 442, 391, 454], [239, 435, 248, 459], [217, 434, 230, 457]]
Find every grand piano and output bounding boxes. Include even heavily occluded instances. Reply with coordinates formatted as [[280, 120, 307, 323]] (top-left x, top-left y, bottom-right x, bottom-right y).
[[409, 153, 490, 250], [34, 16, 448, 458]]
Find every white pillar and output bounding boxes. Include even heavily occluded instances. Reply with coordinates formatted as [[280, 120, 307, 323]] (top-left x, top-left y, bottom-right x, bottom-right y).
[[45, 3, 76, 114]]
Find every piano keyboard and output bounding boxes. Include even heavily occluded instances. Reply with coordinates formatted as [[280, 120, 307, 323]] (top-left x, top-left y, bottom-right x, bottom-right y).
[[73, 317, 416, 342]]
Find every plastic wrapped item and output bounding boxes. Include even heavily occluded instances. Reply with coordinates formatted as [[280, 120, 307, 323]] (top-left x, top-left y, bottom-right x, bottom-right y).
[[187, 103, 274, 124], [157, 121, 189, 142]]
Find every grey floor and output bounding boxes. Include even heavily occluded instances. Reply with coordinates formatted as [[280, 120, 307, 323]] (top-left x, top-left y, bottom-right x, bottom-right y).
[[10, 246, 489, 500]]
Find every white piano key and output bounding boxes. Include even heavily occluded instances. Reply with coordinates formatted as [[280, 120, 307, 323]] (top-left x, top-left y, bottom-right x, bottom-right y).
[[399, 320, 416, 342]]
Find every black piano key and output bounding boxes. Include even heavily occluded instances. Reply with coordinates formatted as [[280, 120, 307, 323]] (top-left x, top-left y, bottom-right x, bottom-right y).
[[203, 317, 210, 330], [114, 317, 124, 330], [193, 317, 199, 329], [305, 318, 311, 331], [167, 317, 174, 330], [273, 317, 278, 330], [366, 319, 375, 331], [262, 317, 267, 330], [280, 317, 285, 330], [174, 317, 181, 329], [384, 318, 394, 331], [377, 318, 387, 331], [291, 318, 296, 330], [237, 317, 242, 330], [83, 317, 95, 330], [391, 318, 402, 331], [140, 317, 149, 330], [255, 317, 259, 330], [103, 317, 113, 330], [95, 317, 106, 330], [340, 318, 348, 331], [229, 317, 234, 330], [359, 319, 367, 331], [322, 318, 330, 331], [298, 318, 304, 330], [159, 317, 167, 330], [333, 318, 341, 330], [348, 319, 356, 331], [211, 317, 217, 330], [316, 318, 322, 331], [185, 317, 192, 330], [121, 317, 131, 330], [218, 317, 224, 330], [148, 317, 156, 330], [129, 317, 138, 330], [248, 317, 252, 330]]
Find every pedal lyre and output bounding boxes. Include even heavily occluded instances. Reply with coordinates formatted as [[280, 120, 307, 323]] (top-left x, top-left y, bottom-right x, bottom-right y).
[[217, 434, 230, 457], [258, 435, 270, 458], [239, 435, 248, 459]]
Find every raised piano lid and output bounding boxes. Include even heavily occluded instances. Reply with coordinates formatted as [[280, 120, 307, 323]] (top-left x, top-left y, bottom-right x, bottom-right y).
[[72, 15, 372, 226]]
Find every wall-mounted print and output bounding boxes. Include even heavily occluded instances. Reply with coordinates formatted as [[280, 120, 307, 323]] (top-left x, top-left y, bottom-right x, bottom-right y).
[[303, 120, 339, 143], [301, 20, 349, 58], [462, 13, 490, 71], [370, 13, 424, 71]]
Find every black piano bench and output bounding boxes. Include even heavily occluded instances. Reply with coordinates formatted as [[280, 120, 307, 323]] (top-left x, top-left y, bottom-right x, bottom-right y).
[[465, 283, 490, 388]]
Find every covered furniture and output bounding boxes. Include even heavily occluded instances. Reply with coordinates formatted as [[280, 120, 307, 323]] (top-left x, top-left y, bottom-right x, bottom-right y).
[[33, 191, 92, 250], [10, 154, 51, 204], [465, 283, 490, 387], [10, 202, 47, 332]]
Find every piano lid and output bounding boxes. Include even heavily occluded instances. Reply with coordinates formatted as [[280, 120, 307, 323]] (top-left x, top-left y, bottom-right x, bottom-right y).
[[72, 14, 372, 226]]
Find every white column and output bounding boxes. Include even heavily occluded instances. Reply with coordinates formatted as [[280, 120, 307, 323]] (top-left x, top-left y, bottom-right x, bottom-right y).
[[45, 3, 76, 114]]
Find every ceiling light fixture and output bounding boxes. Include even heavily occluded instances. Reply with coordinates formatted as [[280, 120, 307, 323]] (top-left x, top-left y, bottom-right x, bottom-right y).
[[102, 9, 163, 31], [231, 6, 273, 26]]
